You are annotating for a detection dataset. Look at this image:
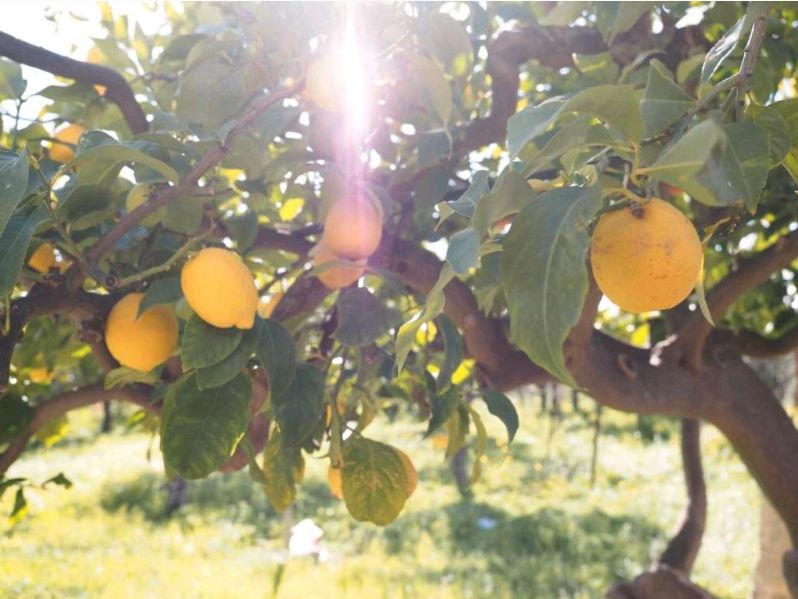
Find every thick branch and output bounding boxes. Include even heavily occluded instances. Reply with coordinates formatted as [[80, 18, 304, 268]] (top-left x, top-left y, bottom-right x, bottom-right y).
[[0, 31, 147, 134], [0, 384, 153, 475], [715, 324, 798, 358], [607, 566, 717, 599], [678, 229, 798, 369], [658, 419, 706, 575]]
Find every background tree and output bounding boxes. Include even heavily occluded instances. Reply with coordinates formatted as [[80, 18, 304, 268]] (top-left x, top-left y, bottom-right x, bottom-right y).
[[1, 2, 798, 597]]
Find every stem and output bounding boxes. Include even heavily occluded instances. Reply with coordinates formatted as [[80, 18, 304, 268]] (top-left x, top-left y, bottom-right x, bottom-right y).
[[113, 231, 209, 288]]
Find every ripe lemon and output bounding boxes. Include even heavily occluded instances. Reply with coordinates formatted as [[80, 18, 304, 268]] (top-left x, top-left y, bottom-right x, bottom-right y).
[[28, 367, 52, 384], [28, 243, 57, 274], [181, 247, 258, 329], [312, 243, 365, 290], [321, 199, 382, 260], [49, 124, 86, 163], [590, 198, 703, 313], [306, 56, 344, 112], [328, 465, 343, 500], [105, 292, 179, 372]]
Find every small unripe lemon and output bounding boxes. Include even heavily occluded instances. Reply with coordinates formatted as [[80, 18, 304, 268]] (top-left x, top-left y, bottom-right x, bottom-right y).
[[328, 465, 343, 500], [181, 247, 258, 329], [306, 56, 344, 112], [312, 243, 365, 290], [28, 243, 57, 274], [49, 124, 86, 163], [105, 292, 179, 372], [590, 198, 703, 313], [321, 200, 382, 260]]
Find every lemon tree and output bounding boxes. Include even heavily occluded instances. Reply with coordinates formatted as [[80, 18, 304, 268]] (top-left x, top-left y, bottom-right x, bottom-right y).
[[2, 3, 798, 595]]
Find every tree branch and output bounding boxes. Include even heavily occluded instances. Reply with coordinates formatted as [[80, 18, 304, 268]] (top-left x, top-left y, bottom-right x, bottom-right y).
[[0, 384, 153, 475], [0, 31, 148, 134], [677, 229, 798, 369], [81, 80, 302, 272], [713, 324, 798, 358]]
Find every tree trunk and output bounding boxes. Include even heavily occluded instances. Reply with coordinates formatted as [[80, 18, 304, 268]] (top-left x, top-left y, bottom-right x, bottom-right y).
[[753, 500, 793, 599], [658, 419, 706, 575]]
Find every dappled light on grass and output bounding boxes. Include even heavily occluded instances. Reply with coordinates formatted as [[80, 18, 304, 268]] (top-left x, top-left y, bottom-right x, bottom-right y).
[[0, 401, 757, 599]]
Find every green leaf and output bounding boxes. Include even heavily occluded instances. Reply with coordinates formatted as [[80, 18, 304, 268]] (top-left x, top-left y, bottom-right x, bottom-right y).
[[723, 122, 769, 212], [406, 52, 452, 125], [261, 429, 304, 512], [181, 315, 244, 370], [104, 367, 160, 389], [607, 2, 653, 43], [64, 140, 180, 183], [139, 276, 183, 316], [645, 119, 723, 178], [254, 317, 296, 401], [0, 57, 26, 98], [468, 405, 488, 483], [272, 363, 324, 446], [538, 2, 587, 26], [43, 473, 73, 489], [521, 116, 615, 177], [164, 195, 205, 233], [507, 99, 566, 159], [561, 84, 644, 142], [501, 186, 602, 385], [0, 204, 51, 298], [444, 404, 470, 460], [436, 316, 464, 392], [197, 324, 261, 390], [395, 263, 455, 373], [160, 372, 252, 479], [56, 184, 117, 230], [480, 390, 519, 444], [334, 288, 402, 347], [0, 396, 34, 445], [9, 487, 28, 525], [700, 3, 769, 89], [0, 149, 30, 238], [341, 437, 413, 526], [472, 169, 535, 236], [747, 104, 790, 165], [437, 170, 489, 225], [418, 12, 473, 73], [426, 386, 461, 437], [446, 227, 479, 275], [640, 60, 695, 137]]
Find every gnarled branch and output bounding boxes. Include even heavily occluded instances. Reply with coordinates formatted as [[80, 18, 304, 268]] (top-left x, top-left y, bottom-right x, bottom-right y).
[[0, 31, 148, 134]]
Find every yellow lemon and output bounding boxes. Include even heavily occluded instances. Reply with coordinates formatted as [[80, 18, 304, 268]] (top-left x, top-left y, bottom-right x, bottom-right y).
[[312, 243, 365, 290], [181, 247, 258, 329], [590, 198, 703, 313], [321, 199, 383, 260], [328, 465, 343, 500], [105, 292, 179, 372], [28, 367, 52, 384], [306, 56, 344, 112], [50, 124, 86, 163], [28, 243, 57, 274]]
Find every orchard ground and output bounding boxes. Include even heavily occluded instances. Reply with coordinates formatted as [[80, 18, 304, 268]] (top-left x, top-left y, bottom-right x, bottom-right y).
[[0, 395, 757, 599]]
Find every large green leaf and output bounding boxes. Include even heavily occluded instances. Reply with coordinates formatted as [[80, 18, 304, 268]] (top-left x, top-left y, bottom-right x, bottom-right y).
[[64, 138, 180, 183], [436, 315, 463, 392], [644, 119, 722, 179], [437, 170, 489, 225], [521, 116, 614, 177], [747, 104, 790, 165], [418, 12, 473, 72], [480, 390, 519, 444], [501, 186, 601, 385], [254, 317, 296, 400], [395, 263, 455, 373], [160, 372, 252, 479], [472, 169, 536, 236], [139, 276, 183, 316], [561, 84, 644, 142], [406, 52, 452, 125], [341, 437, 413, 526], [55, 184, 118, 230], [607, 2, 653, 43], [261, 428, 304, 512], [272, 363, 324, 446], [0, 57, 26, 99], [445, 227, 479, 275], [197, 325, 261, 390], [334, 288, 402, 347], [181, 315, 244, 370], [723, 122, 769, 212], [0, 149, 30, 239], [425, 386, 461, 436], [0, 204, 50, 298], [640, 60, 694, 137], [507, 99, 566, 159]]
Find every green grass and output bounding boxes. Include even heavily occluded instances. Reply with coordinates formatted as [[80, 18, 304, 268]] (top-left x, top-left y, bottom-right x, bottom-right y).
[[0, 399, 758, 599]]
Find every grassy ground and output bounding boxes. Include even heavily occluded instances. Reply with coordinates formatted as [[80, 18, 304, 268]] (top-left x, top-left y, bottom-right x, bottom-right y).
[[0, 396, 758, 599]]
